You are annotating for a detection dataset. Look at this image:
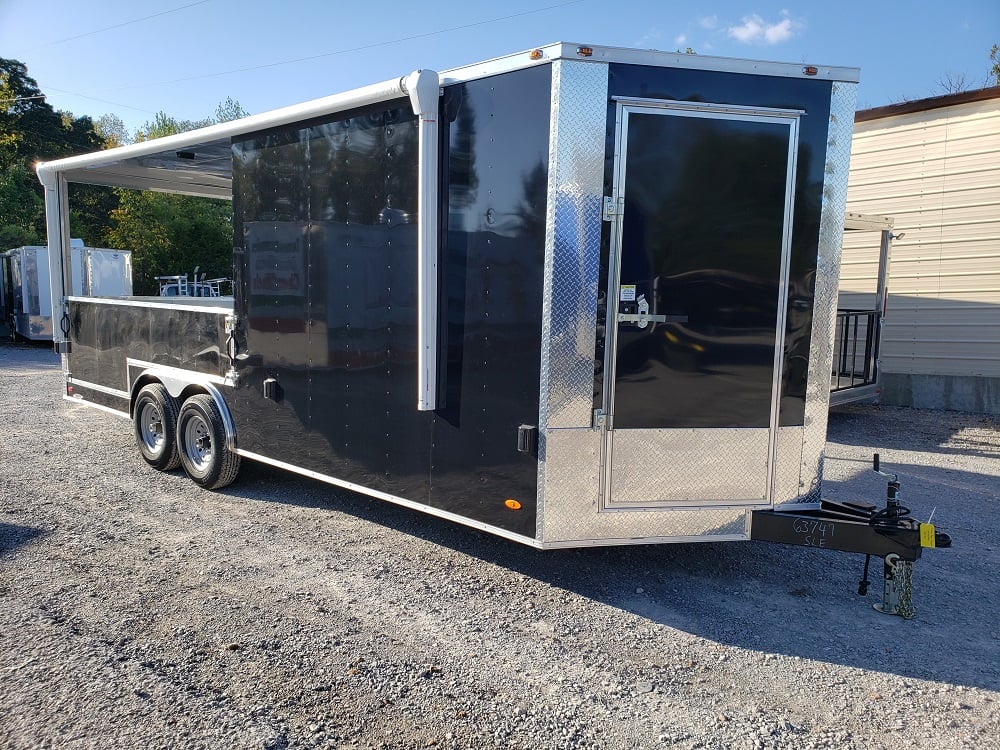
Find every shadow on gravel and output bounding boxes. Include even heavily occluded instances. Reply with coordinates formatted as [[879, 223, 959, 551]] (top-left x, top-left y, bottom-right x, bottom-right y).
[[0, 522, 47, 555], [226, 460, 997, 692], [830, 405, 1000, 459]]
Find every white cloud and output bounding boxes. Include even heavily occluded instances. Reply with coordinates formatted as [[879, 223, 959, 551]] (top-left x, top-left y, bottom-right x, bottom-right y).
[[699, 14, 718, 30], [764, 17, 793, 43], [727, 13, 800, 44], [675, 33, 688, 46]]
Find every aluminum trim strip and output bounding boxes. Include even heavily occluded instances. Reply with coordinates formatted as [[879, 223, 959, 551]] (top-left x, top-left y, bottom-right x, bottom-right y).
[[764, 115, 801, 504], [539, 533, 748, 549], [67, 377, 129, 399], [63, 394, 129, 418], [235, 449, 542, 549], [125, 358, 231, 387], [68, 296, 234, 315], [611, 97, 806, 118], [794, 80, 858, 505]]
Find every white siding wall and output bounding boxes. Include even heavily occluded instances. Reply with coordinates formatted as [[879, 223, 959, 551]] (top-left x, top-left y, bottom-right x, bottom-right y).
[[843, 95, 1000, 378]]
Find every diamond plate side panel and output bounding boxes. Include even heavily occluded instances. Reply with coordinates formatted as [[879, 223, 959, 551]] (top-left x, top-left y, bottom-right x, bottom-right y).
[[540, 59, 608, 431], [541, 428, 748, 544], [797, 81, 857, 504], [608, 429, 770, 505]]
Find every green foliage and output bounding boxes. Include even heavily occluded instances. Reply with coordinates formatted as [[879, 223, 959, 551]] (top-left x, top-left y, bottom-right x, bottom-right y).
[[134, 111, 214, 141], [0, 223, 41, 248], [990, 44, 999, 86], [95, 113, 130, 148], [1, 57, 111, 247], [108, 191, 232, 295], [215, 96, 250, 123]]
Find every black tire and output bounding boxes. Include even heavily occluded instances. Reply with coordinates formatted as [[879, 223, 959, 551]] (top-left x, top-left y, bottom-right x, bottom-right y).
[[133, 383, 181, 471], [176, 394, 240, 490]]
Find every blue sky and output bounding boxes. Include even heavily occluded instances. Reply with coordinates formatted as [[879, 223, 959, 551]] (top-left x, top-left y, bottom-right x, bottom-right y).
[[2, 0, 998, 134]]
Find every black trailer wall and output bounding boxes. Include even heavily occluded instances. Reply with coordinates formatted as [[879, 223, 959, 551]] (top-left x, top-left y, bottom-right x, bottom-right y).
[[66, 299, 230, 412], [230, 66, 552, 536]]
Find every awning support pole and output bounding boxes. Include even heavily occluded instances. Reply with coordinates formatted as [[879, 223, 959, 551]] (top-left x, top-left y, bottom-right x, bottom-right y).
[[402, 69, 441, 412], [38, 168, 71, 354]]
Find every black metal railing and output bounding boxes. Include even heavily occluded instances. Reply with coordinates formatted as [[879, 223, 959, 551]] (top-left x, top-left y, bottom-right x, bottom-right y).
[[832, 309, 879, 392]]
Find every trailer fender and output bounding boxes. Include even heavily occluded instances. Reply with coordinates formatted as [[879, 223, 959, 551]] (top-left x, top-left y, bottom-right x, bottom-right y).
[[129, 371, 237, 453]]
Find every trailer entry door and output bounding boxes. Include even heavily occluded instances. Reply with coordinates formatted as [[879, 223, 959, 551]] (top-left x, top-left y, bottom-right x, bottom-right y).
[[602, 101, 800, 509]]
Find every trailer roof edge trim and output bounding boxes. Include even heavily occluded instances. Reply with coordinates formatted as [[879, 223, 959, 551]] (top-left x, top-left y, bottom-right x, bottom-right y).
[[35, 72, 422, 196], [439, 42, 859, 87]]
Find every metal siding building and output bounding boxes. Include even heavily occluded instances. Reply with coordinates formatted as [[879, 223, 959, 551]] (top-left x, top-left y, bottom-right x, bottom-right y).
[[842, 87, 1000, 413]]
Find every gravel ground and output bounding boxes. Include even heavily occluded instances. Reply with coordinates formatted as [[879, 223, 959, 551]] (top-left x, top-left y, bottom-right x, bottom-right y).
[[1, 341, 998, 750]]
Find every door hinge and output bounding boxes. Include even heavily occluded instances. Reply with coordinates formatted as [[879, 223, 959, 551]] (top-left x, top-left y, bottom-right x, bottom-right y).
[[593, 408, 607, 429], [602, 196, 624, 221]]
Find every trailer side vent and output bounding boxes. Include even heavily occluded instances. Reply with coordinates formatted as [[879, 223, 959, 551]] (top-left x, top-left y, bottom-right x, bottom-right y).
[[517, 424, 538, 456]]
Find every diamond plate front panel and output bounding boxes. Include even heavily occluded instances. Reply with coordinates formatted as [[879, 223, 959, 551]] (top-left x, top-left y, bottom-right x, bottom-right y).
[[772, 426, 805, 504], [796, 81, 858, 505], [608, 428, 770, 505], [540, 60, 608, 430], [540, 428, 748, 544]]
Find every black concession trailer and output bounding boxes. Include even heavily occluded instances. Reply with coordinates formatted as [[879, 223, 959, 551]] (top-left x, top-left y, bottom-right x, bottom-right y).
[[37, 43, 947, 615]]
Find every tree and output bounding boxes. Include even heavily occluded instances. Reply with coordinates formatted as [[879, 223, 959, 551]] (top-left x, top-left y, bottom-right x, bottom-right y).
[[215, 96, 250, 123], [134, 111, 214, 142], [1, 57, 110, 245], [990, 44, 999, 86], [935, 71, 970, 95], [95, 113, 130, 148]]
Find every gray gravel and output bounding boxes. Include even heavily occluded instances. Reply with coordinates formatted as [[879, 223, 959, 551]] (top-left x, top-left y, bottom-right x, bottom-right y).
[[1, 341, 998, 750]]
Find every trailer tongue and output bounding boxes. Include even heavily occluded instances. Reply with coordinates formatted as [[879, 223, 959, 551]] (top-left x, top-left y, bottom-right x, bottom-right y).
[[35, 43, 950, 615], [752, 454, 951, 618]]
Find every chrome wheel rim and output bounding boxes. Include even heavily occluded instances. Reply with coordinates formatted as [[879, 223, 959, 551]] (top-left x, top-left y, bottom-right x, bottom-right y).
[[183, 414, 212, 471], [139, 402, 164, 453]]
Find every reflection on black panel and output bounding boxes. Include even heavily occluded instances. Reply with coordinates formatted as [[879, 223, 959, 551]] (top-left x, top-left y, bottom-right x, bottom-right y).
[[613, 112, 791, 429], [230, 66, 551, 536], [67, 300, 228, 393], [231, 101, 427, 489], [603, 65, 833, 426]]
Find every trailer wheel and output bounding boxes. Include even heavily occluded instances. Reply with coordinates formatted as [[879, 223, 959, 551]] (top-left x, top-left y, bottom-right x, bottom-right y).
[[176, 394, 240, 490], [133, 384, 181, 471]]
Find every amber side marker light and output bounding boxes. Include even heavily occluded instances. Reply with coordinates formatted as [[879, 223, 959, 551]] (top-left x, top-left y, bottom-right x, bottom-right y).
[[505, 499, 522, 510], [577, 46, 594, 57], [802, 66, 819, 76], [529, 49, 543, 61]]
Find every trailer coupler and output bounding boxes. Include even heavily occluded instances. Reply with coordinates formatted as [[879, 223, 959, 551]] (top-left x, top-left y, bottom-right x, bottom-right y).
[[751, 455, 951, 619]]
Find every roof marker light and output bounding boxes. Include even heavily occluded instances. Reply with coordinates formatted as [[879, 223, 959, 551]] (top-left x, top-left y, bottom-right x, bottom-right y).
[[803, 66, 819, 76], [577, 46, 594, 57]]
